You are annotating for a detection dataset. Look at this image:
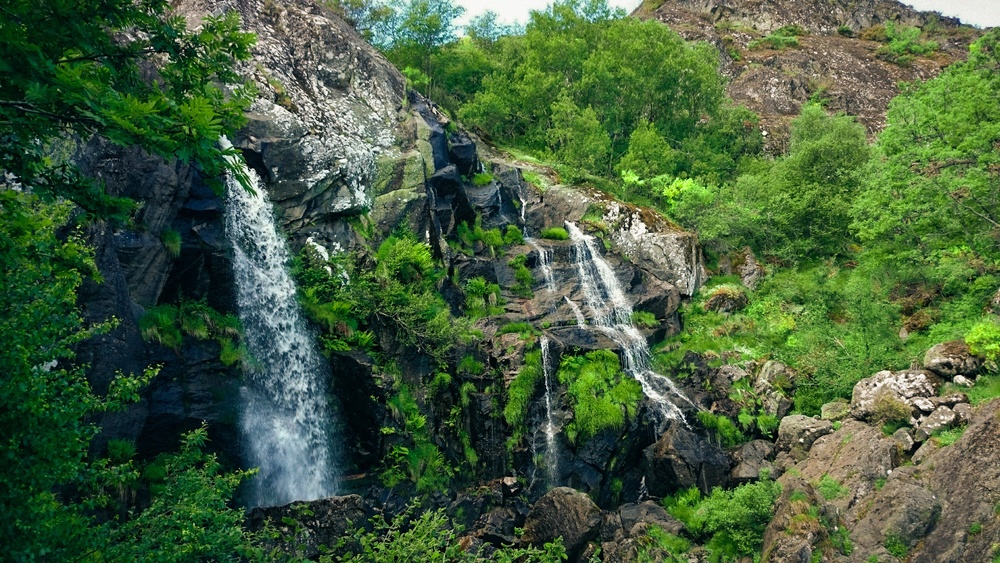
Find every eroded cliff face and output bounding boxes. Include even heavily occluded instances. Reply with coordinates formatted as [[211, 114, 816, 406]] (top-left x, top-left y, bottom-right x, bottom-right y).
[[636, 0, 981, 150]]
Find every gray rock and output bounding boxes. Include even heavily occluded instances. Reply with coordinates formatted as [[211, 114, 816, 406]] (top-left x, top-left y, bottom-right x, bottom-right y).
[[755, 361, 795, 418], [522, 487, 602, 559], [731, 439, 777, 483], [952, 374, 975, 388], [892, 427, 916, 453], [618, 501, 684, 536], [923, 340, 982, 379], [914, 406, 956, 442], [851, 369, 942, 421], [246, 495, 371, 560], [820, 400, 851, 421], [912, 440, 939, 464], [953, 402, 973, 425], [776, 415, 833, 453], [641, 425, 731, 497]]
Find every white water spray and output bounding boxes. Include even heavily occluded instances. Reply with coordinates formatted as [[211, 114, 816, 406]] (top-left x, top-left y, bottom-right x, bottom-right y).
[[223, 138, 339, 507], [565, 222, 696, 423], [564, 296, 587, 326]]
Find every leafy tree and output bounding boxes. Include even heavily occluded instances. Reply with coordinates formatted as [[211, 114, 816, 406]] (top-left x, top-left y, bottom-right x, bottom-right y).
[[0, 0, 256, 219], [617, 120, 682, 180], [380, 0, 465, 81], [546, 93, 612, 174]]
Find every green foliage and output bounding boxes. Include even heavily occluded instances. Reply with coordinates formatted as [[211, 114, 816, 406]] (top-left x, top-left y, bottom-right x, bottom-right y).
[[471, 172, 494, 186], [103, 426, 267, 562], [540, 226, 570, 240], [748, 26, 804, 51], [509, 254, 535, 298], [967, 319, 1000, 362], [932, 425, 966, 446], [382, 386, 456, 492], [498, 321, 540, 338], [161, 228, 182, 258], [138, 300, 246, 365], [631, 310, 659, 328], [816, 474, 849, 500], [558, 350, 643, 443], [503, 224, 524, 246], [875, 22, 939, 65], [504, 350, 544, 435], [465, 276, 505, 319], [696, 411, 746, 448], [663, 477, 782, 560], [884, 533, 909, 558], [336, 504, 566, 562], [0, 2, 256, 219], [964, 375, 1000, 406], [547, 93, 612, 174], [636, 525, 690, 562]]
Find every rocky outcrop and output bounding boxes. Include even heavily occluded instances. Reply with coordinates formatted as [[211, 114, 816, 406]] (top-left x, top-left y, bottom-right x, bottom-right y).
[[642, 424, 731, 497], [247, 494, 372, 559], [638, 0, 978, 150], [923, 340, 982, 379], [850, 369, 942, 421], [521, 487, 602, 560]]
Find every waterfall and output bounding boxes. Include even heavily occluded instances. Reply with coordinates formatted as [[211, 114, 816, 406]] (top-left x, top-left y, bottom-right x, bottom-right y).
[[526, 238, 556, 292], [565, 222, 695, 423], [564, 296, 587, 326], [540, 337, 560, 487], [223, 138, 340, 507]]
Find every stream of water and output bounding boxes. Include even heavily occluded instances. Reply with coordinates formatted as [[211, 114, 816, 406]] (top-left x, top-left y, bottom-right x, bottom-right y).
[[223, 139, 340, 507], [565, 222, 694, 423], [540, 337, 560, 487]]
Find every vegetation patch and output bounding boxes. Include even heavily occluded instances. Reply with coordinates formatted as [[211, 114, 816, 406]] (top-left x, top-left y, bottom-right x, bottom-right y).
[[748, 25, 805, 51], [539, 226, 569, 241], [558, 350, 643, 443]]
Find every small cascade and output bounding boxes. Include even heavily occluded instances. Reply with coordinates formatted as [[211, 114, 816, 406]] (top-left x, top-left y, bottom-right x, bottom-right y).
[[223, 138, 340, 507], [564, 296, 587, 326], [526, 238, 556, 292], [540, 337, 560, 487], [565, 222, 696, 423]]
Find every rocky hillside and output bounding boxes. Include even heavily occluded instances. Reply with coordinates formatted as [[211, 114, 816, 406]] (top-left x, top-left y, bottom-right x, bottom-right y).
[[635, 0, 982, 150]]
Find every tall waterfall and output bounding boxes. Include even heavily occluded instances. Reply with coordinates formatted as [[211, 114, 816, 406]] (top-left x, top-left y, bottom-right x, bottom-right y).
[[565, 222, 695, 423], [540, 337, 560, 486], [223, 139, 339, 507]]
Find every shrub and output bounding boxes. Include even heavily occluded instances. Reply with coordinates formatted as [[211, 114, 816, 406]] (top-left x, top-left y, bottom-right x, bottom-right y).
[[631, 310, 659, 328], [503, 224, 524, 246], [471, 172, 493, 186], [748, 27, 802, 51], [161, 228, 181, 257], [558, 350, 643, 443], [966, 319, 1000, 362], [871, 391, 912, 425], [837, 25, 854, 37], [540, 226, 569, 240], [816, 474, 848, 500], [696, 411, 746, 448], [465, 277, 504, 319], [884, 533, 909, 558], [509, 254, 535, 298], [875, 22, 938, 66]]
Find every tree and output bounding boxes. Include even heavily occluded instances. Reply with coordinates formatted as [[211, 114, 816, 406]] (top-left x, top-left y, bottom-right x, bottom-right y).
[[0, 0, 263, 558], [546, 93, 612, 175], [0, 0, 256, 219], [380, 0, 464, 80]]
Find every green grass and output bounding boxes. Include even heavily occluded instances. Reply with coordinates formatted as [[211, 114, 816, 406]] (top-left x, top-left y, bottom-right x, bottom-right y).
[[558, 350, 643, 443], [697, 411, 746, 447], [931, 425, 966, 446], [471, 172, 493, 186], [631, 310, 659, 328], [503, 350, 544, 433], [539, 226, 569, 241], [522, 170, 543, 188], [816, 474, 849, 500], [497, 321, 539, 338], [161, 228, 181, 258]]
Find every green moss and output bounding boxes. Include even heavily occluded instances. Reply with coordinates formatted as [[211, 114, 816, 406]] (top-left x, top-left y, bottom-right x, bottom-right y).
[[503, 350, 544, 432], [509, 254, 534, 298], [540, 226, 569, 240], [471, 172, 493, 186], [816, 474, 848, 500]]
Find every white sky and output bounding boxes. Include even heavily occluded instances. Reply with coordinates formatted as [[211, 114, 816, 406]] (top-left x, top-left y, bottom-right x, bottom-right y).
[[455, 0, 1000, 29]]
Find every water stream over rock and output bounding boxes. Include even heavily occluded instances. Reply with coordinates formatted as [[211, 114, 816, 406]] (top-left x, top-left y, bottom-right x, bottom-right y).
[[565, 222, 695, 424], [540, 337, 560, 487], [224, 139, 340, 507]]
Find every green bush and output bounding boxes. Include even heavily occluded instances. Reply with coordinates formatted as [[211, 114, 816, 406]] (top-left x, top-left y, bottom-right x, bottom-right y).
[[471, 172, 493, 186], [503, 350, 544, 435], [816, 474, 848, 500], [558, 350, 643, 443], [966, 319, 1000, 362], [696, 411, 746, 447], [161, 228, 181, 258], [509, 254, 535, 298], [875, 22, 938, 66], [503, 224, 524, 246], [631, 310, 659, 328], [465, 276, 505, 319], [540, 226, 569, 240]]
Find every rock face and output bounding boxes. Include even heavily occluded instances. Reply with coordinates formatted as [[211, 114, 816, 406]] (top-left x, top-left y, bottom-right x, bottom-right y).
[[521, 487, 602, 560], [775, 415, 832, 453], [642, 424, 731, 497], [850, 369, 942, 421], [247, 495, 371, 560], [638, 0, 978, 151]]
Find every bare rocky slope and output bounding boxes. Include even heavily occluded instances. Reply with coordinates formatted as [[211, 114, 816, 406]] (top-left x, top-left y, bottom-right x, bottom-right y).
[[635, 0, 983, 150]]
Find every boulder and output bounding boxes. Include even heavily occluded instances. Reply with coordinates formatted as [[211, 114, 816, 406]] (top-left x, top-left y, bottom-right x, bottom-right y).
[[820, 401, 851, 421], [730, 439, 777, 483], [913, 406, 956, 442], [448, 131, 480, 176], [754, 361, 795, 418], [521, 487, 602, 559], [850, 369, 942, 421], [704, 285, 748, 314], [641, 424, 731, 497], [734, 247, 765, 290], [618, 501, 685, 537], [923, 340, 982, 379], [892, 427, 916, 453], [775, 415, 832, 453], [953, 402, 973, 425]]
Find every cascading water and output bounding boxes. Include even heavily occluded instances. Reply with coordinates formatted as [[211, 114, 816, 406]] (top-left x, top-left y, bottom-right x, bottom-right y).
[[223, 138, 340, 507], [565, 222, 696, 423], [539, 337, 560, 486], [565, 296, 587, 326], [526, 238, 556, 292]]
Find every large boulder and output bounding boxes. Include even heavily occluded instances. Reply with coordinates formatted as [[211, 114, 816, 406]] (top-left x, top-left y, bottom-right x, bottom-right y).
[[521, 487, 602, 560], [730, 439, 777, 483], [923, 340, 982, 379], [775, 415, 832, 453], [850, 369, 942, 421], [641, 425, 730, 497]]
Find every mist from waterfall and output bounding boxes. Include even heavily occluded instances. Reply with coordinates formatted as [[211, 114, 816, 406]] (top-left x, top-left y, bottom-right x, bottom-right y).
[[565, 222, 694, 423], [223, 139, 340, 507]]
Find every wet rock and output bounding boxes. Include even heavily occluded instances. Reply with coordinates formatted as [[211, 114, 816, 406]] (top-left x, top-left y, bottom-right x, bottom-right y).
[[913, 406, 956, 442], [923, 340, 982, 379], [775, 415, 832, 453], [731, 439, 777, 483], [521, 487, 602, 559], [820, 401, 850, 421], [641, 424, 731, 497], [448, 131, 480, 176], [850, 369, 942, 421]]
